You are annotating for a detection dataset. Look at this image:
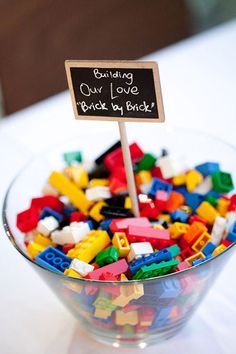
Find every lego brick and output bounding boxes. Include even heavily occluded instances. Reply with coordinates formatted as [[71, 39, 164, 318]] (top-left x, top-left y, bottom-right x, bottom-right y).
[[193, 176, 213, 195], [64, 268, 82, 278], [95, 140, 121, 165], [69, 258, 94, 276], [64, 165, 89, 189], [164, 191, 184, 213], [211, 216, 226, 245], [211, 171, 234, 193], [212, 244, 227, 256], [89, 178, 109, 187], [85, 186, 111, 201], [31, 195, 64, 213], [184, 191, 204, 212], [129, 248, 172, 274], [95, 246, 119, 266], [70, 211, 87, 223], [195, 162, 219, 176], [35, 246, 71, 273], [196, 201, 220, 224], [135, 170, 152, 186], [186, 169, 203, 192], [170, 209, 189, 223], [127, 225, 170, 248], [135, 153, 156, 172], [183, 221, 207, 245], [191, 232, 211, 252], [100, 206, 132, 218], [127, 242, 153, 262], [115, 310, 138, 326], [148, 177, 172, 197], [85, 259, 129, 280], [112, 232, 130, 257], [16, 206, 39, 233], [35, 233, 56, 247], [133, 259, 179, 279], [49, 171, 92, 214], [51, 221, 90, 245], [168, 222, 190, 239], [112, 282, 144, 307], [89, 201, 107, 222], [37, 216, 59, 237], [63, 150, 82, 164], [109, 217, 151, 233], [167, 244, 181, 257], [27, 242, 46, 259], [226, 221, 236, 242], [39, 207, 63, 222], [67, 230, 110, 263], [202, 241, 216, 256], [157, 155, 176, 179], [185, 252, 205, 266]]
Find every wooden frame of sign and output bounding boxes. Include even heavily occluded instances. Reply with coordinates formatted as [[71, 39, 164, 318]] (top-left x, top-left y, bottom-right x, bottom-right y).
[[65, 60, 165, 122]]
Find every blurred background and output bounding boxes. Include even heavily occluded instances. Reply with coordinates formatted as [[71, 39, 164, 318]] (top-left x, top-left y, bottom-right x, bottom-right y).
[[0, 0, 235, 118]]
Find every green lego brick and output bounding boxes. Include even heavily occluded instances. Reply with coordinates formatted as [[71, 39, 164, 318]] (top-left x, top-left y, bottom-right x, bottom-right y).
[[167, 244, 181, 258], [63, 150, 82, 165], [211, 171, 234, 193], [135, 153, 156, 172], [95, 246, 119, 267], [93, 290, 117, 311], [204, 194, 218, 208], [132, 259, 179, 280]]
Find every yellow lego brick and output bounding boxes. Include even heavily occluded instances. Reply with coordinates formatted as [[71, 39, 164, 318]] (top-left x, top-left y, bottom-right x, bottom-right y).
[[186, 169, 203, 192], [94, 308, 112, 319], [64, 165, 89, 189], [64, 268, 82, 278], [185, 252, 205, 266], [158, 214, 171, 223], [112, 232, 130, 257], [153, 224, 164, 230], [172, 173, 186, 186], [27, 242, 46, 259], [112, 281, 144, 307], [212, 244, 227, 256], [217, 198, 230, 217], [89, 178, 109, 187], [35, 233, 56, 247], [191, 231, 211, 253], [89, 201, 107, 222], [168, 222, 190, 239], [93, 290, 117, 312], [115, 310, 138, 326], [196, 201, 220, 224], [67, 230, 110, 263], [135, 171, 152, 186], [124, 196, 131, 209], [49, 171, 92, 214]]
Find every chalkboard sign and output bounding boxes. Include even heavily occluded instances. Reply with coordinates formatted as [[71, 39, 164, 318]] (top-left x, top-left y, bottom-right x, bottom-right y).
[[65, 61, 165, 122]]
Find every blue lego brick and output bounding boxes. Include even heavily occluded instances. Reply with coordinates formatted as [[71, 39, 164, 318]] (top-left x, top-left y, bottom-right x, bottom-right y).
[[150, 306, 173, 330], [128, 248, 172, 274], [170, 209, 189, 223], [63, 204, 78, 216], [148, 177, 172, 197], [100, 218, 113, 237], [39, 207, 64, 222], [167, 244, 181, 257], [184, 192, 204, 212], [202, 242, 216, 256], [204, 190, 222, 199], [195, 162, 220, 176], [226, 221, 236, 242], [35, 246, 71, 273], [173, 185, 188, 197], [86, 220, 94, 230], [192, 254, 212, 266]]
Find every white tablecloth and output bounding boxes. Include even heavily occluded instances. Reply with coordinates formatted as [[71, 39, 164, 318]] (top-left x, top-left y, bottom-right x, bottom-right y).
[[0, 19, 236, 354]]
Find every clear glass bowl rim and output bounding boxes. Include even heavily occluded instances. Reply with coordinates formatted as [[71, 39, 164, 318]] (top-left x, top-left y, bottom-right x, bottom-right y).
[[2, 126, 236, 285]]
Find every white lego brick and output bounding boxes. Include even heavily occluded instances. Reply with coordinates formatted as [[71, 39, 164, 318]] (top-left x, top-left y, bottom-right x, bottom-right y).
[[85, 186, 111, 201], [157, 156, 176, 179], [127, 242, 153, 262], [36, 216, 59, 237], [69, 258, 94, 276], [42, 183, 59, 196], [51, 222, 90, 245], [211, 216, 227, 246], [193, 176, 212, 195], [140, 182, 152, 195], [225, 211, 236, 231]]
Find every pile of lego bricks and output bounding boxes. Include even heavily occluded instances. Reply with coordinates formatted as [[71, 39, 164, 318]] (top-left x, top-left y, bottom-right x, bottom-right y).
[[16, 141, 236, 281]]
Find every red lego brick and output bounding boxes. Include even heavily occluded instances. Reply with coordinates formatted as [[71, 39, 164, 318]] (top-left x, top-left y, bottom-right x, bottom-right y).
[[179, 247, 194, 260], [151, 166, 164, 179], [62, 243, 75, 254], [139, 307, 156, 324], [16, 206, 39, 232], [127, 225, 170, 248], [31, 196, 64, 213], [110, 166, 127, 183], [104, 142, 144, 171], [70, 211, 87, 223], [85, 259, 129, 280], [109, 217, 151, 233], [189, 215, 207, 225], [109, 177, 127, 194], [123, 305, 141, 313], [221, 239, 232, 247], [140, 202, 160, 219], [229, 194, 236, 211], [100, 272, 120, 296]]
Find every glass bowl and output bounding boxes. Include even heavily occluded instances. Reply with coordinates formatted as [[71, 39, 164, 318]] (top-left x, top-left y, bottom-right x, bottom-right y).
[[2, 127, 236, 348]]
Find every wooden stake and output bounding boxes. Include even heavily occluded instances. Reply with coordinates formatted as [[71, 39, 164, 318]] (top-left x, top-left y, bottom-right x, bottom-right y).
[[118, 122, 140, 217]]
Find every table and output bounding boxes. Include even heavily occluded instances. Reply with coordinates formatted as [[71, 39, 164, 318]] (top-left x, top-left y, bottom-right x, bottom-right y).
[[0, 19, 236, 354]]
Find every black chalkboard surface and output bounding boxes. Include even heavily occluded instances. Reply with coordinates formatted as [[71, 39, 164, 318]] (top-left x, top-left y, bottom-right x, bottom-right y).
[[65, 61, 165, 122]]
